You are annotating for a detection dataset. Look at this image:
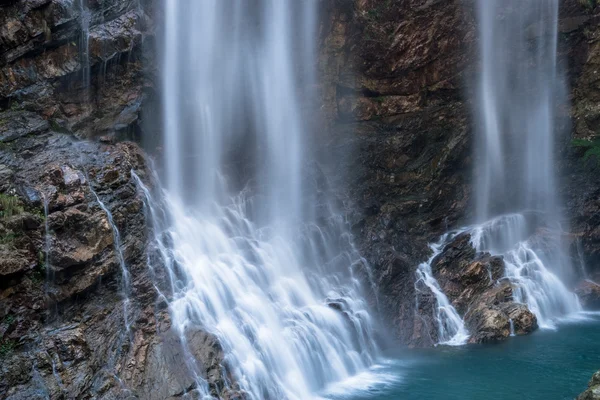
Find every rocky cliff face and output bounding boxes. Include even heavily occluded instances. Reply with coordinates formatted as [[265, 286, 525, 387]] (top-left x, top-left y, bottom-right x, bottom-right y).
[[317, 0, 475, 346], [0, 0, 153, 139], [317, 0, 600, 346], [0, 1, 239, 399]]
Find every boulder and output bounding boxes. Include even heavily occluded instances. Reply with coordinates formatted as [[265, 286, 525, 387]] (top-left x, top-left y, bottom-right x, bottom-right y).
[[575, 280, 600, 310], [578, 371, 600, 400]]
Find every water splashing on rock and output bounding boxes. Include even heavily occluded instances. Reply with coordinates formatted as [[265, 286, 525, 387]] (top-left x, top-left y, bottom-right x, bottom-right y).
[[415, 235, 469, 346]]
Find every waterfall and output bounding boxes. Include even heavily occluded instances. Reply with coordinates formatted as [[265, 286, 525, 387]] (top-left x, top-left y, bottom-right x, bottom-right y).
[[77, 0, 91, 91], [42, 195, 53, 291], [415, 235, 469, 346], [157, 1, 378, 399], [474, 0, 580, 325], [88, 184, 132, 334], [41, 193, 58, 320]]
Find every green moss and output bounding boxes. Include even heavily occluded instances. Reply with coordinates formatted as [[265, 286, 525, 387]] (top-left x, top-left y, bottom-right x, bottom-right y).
[[0, 194, 24, 219], [572, 137, 600, 165], [31, 264, 44, 284], [48, 119, 70, 134]]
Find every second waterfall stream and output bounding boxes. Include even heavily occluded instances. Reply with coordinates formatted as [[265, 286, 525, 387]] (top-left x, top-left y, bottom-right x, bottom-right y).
[[419, 0, 582, 345], [150, 1, 379, 399]]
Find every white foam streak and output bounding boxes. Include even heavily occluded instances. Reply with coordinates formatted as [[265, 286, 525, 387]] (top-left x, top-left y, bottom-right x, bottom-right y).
[[415, 236, 469, 346]]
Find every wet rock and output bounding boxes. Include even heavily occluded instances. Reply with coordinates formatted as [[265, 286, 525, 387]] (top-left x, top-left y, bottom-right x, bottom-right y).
[[0, 164, 14, 191], [0, 247, 34, 277], [0, 110, 49, 142], [464, 283, 538, 343], [431, 233, 504, 313], [0, 0, 153, 140], [575, 280, 600, 310], [578, 371, 600, 400], [501, 303, 537, 336]]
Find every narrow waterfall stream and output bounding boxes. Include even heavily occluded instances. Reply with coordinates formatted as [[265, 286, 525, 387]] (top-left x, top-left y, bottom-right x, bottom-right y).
[[154, 1, 379, 398], [88, 184, 132, 334], [77, 0, 91, 91], [415, 235, 469, 346]]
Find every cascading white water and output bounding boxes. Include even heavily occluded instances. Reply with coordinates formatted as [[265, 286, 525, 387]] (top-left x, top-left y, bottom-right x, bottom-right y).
[[157, 1, 378, 399], [415, 235, 469, 346], [474, 0, 581, 326], [469, 214, 580, 329]]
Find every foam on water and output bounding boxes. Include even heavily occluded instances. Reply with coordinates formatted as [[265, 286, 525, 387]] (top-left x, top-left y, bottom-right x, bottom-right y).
[[318, 361, 401, 400]]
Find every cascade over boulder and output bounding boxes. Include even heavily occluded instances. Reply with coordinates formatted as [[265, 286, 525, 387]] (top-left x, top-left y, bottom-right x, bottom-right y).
[[430, 233, 537, 343]]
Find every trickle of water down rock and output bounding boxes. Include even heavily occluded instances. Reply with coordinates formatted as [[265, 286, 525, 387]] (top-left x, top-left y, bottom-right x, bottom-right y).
[[152, 1, 380, 399]]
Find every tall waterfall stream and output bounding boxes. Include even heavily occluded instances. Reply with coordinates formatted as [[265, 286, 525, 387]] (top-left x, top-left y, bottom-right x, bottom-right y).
[[149, 1, 380, 398]]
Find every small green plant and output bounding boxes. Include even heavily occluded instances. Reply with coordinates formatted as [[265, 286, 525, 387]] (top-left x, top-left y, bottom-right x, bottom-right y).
[[0, 340, 15, 358], [4, 314, 14, 325], [0, 194, 24, 219], [572, 138, 600, 165]]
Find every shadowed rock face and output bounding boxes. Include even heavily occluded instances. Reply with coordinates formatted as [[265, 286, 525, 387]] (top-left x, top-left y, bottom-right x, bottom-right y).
[[1, 0, 600, 397], [0, 0, 156, 140], [576, 280, 600, 310]]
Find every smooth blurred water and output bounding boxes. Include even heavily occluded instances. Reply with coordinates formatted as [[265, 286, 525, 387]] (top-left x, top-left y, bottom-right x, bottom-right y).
[[415, 234, 469, 346], [326, 315, 600, 400], [155, 1, 379, 398]]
